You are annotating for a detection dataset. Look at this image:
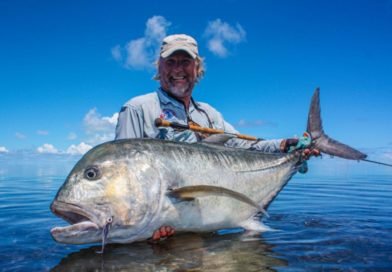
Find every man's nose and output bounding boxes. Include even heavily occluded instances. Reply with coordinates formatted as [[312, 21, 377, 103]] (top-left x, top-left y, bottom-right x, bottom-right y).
[[172, 62, 183, 71]]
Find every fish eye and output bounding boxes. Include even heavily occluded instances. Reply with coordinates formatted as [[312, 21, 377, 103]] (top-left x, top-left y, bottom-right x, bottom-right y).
[[84, 166, 101, 180]]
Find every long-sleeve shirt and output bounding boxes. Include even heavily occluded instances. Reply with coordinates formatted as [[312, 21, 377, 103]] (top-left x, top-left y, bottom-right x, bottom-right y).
[[115, 88, 283, 153]]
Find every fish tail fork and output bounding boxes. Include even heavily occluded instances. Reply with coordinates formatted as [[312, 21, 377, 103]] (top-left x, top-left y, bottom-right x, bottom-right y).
[[306, 88, 367, 160]]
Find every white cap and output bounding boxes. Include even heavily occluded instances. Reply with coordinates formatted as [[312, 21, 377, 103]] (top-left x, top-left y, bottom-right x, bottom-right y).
[[160, 34, 198, 59]]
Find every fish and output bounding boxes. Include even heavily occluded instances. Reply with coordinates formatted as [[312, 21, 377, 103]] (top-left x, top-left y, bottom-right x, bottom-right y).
[[50, 88, 366, 246]]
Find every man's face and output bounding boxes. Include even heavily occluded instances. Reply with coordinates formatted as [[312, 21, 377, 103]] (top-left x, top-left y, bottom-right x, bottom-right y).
[[159, 51, 198, 102]]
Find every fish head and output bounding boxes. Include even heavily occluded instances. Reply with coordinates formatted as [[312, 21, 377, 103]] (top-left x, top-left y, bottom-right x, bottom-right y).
[[50, 141, 164, 244]]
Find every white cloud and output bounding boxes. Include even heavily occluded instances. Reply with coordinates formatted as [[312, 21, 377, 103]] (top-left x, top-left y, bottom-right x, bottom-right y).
[[86, 134, 115, 146], [111, 45, 122, 62], [83, 108, 118, 145], [145, 15, 170, 41], [125, 38, 151, 69], [37, 143, 59, 154], [67, 132, 77, 140], [204, 19, 246, 57], [112, 15, 171, 70], [84, 108, 118, 133], [66, 142, 92, 155], [207, 38, 228, 57], [0, 146, 9, 153], [15, 132, 26, 140], [103, 112, 119, 126], [37, 130, 49, 136]]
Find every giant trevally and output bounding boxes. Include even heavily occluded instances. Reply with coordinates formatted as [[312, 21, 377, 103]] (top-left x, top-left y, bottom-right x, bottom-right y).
[[50, 89, 366, 247]]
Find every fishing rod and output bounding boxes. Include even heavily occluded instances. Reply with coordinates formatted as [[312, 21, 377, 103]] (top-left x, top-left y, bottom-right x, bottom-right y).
[[154, 118, 392, 168], [154, 118, 261, 141]]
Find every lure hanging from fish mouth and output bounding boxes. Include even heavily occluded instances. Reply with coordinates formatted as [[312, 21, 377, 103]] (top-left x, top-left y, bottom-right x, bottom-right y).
[[96, 216, 113, 254]]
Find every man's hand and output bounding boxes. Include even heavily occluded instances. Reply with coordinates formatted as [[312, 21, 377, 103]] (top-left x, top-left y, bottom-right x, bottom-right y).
[[280, 138, 299, 153], [301, 148, 321, 160], [280, 132, 320, 160]]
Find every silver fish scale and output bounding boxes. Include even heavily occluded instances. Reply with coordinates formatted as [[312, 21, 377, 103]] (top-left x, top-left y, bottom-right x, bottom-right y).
[[101, 139, 301, 232], [109, 138, 300, 173]]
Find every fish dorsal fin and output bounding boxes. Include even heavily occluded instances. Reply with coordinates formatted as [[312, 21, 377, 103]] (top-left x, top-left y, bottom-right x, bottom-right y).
[[202, 134, 235, 145], [168, 185, 269, 217]]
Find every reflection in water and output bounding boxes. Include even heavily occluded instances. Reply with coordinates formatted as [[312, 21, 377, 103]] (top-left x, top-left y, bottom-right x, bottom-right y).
[[2, 171, 391, 271], [52, 233, 287, 271]]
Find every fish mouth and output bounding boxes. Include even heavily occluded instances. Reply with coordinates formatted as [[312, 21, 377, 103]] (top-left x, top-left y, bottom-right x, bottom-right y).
[[50, 200, 102, 244]]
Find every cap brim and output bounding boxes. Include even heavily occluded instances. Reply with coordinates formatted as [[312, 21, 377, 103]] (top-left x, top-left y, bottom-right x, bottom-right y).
[[161, 46, 197, 59]]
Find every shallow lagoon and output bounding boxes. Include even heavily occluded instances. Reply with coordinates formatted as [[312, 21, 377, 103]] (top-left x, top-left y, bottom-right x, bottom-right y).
[[0, 156, 391, 271]]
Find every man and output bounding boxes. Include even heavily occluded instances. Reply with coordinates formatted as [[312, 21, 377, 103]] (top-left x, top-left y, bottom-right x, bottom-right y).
[[115, 34, 302, 240], [116, 34, 291, 152]]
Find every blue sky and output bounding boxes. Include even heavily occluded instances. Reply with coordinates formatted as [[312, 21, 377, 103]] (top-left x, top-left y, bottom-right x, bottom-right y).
[[0, 0, 391, 165]]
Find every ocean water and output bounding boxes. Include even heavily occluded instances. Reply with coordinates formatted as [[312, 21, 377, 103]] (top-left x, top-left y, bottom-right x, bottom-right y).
[[0, 156, 391, 271]]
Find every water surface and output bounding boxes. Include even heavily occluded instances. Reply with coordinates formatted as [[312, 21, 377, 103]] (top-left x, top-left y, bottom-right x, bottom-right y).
[[0, 158, 391, 271]]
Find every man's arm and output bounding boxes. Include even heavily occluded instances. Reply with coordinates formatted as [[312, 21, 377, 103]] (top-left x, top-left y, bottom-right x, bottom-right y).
[[115, 105, 144, 140], [210, 110, 284, 153]]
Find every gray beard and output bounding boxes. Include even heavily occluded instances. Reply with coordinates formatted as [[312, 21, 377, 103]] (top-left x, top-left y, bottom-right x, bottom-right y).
[[168, 83, 190, 99]]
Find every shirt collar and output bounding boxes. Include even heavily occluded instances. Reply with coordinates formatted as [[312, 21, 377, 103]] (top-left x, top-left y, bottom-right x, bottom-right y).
[[157, 87, 196, 112]]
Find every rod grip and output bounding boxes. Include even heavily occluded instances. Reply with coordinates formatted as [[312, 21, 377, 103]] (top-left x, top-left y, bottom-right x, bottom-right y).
[[155, 118, 189, 130], [236, 134, 258, 141], [187, 124, 225, 134], [155, 118, 170, 127]]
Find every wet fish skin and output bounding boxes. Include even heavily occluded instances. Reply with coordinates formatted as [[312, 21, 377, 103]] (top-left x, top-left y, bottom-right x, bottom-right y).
[[50, 139, 301, 244], [50, 88, 367, 245]]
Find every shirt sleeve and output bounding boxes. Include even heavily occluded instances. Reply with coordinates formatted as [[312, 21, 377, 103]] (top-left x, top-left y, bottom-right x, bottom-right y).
[[205, 105, 284, 153], [115, 105, 144, 139], [225, 137, 283, 153]]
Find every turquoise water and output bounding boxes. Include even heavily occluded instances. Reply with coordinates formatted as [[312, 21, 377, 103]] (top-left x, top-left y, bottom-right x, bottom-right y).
[[0, 157, 391, 271]]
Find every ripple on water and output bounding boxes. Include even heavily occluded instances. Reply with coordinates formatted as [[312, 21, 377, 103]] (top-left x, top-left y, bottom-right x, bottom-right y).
[[0, 173, 392, 271]]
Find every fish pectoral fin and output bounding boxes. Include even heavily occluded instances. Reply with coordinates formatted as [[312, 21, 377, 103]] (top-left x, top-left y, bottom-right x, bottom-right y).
[[167, 185, 268, 217], [201, 134, 235, 145], [172, 196, 195, 202], [167, 187, 195, 203]]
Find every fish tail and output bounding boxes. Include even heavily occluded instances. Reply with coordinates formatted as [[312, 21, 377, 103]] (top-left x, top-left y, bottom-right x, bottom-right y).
[[306, 88, 367, 160]]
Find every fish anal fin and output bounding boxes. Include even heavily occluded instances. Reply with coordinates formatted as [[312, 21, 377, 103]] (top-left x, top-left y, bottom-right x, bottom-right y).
[[239, 218, 272, 232]]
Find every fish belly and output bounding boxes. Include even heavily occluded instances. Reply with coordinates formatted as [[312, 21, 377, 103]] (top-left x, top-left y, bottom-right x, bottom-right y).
[[162, 152, 297, 232]]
